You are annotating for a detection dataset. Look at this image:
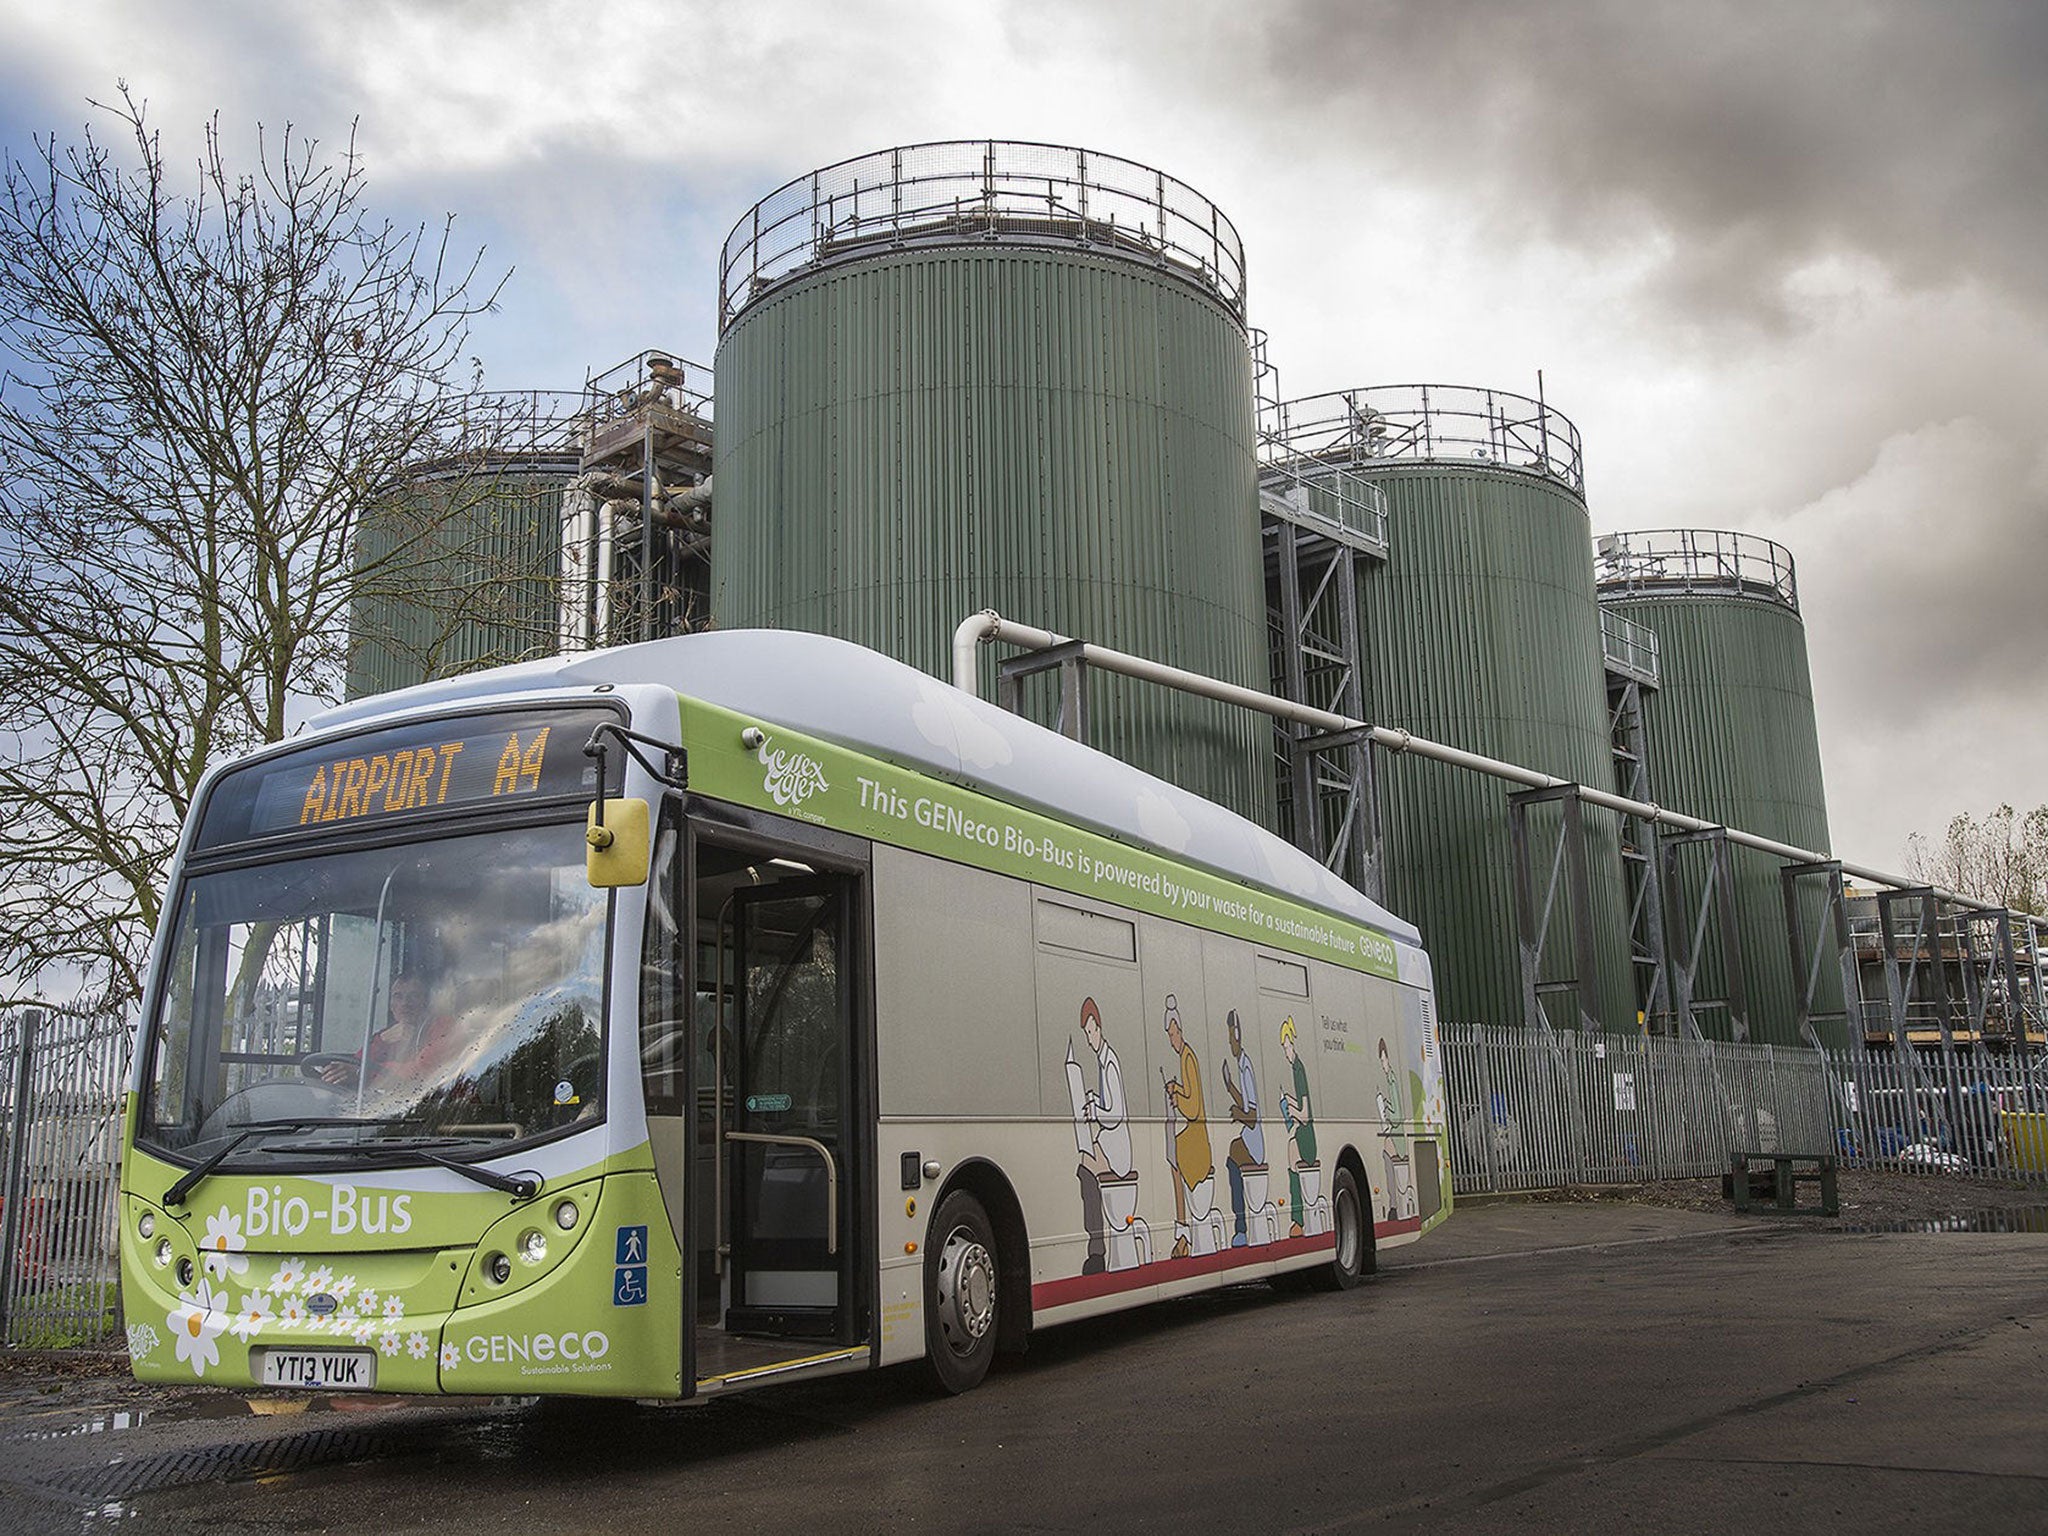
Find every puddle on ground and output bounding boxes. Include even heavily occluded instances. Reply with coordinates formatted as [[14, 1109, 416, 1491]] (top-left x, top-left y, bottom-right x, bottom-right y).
[[1842, 1205, 2048, 1234], [12, 1408, 154, 1442]]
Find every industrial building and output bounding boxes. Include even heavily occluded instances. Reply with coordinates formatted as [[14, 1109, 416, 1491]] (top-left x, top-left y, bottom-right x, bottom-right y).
[[347, 138, 2047, 1056]]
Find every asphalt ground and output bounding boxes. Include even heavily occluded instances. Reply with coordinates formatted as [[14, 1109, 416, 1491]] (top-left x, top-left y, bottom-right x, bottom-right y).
[[1, 1201, 2043, 1533]]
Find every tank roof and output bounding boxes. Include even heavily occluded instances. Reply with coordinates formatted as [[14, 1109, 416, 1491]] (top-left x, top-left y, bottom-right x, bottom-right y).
[[315, 630, 1418, 946]]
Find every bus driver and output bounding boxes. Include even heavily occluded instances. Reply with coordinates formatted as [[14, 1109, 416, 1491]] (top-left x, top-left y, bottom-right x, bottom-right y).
[[316, 972, 462, 1089]]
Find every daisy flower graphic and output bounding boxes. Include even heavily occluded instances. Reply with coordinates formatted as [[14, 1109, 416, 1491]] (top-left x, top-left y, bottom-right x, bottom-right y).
[[382, 1295, 405, 1322], [406, 1332, 430, 1360], [439, 1343, 460, 1371], [167, 1279, 228, 1378], [331, 1274, 356, 1299], [201, 1206, 250, 1280], [305, 1264, 335, 1294], [351, 1319, 378, 1346], [229, 1291, 273, 1344], [269, 1257, 307, 1293], [277, 1296, 307, 1327], [379, 1332, 401, 1358], [357, 1288, 379, 1313]]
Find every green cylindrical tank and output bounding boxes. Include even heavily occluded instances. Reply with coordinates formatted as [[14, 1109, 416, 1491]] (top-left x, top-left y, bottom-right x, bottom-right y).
[[348, 393, 583, 699], [1597, 530, 1833, 1047], [1272, 385, 1636, 1032], [712, 142, 1271, 820]]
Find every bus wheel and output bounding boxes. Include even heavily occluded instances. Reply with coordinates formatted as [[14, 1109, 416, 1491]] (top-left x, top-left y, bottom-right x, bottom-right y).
[[1309, 1167, 1372, 1292], [923, 1190, 1000, 1394]]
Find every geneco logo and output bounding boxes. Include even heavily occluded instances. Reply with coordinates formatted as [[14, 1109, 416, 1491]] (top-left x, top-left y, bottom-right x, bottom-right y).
[[759, 738, 829, 809]]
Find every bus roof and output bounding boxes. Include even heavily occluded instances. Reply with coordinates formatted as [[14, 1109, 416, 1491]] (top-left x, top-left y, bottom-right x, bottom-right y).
[[313, 630, 1421, 946]]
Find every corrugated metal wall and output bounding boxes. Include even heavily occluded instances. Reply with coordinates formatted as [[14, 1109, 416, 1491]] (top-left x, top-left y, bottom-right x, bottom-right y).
[[1352, 465, 1637, 1032], [712, 247, 1272, 822], [1603, 594, 1833, 1046], [348, 457, 577, 700]]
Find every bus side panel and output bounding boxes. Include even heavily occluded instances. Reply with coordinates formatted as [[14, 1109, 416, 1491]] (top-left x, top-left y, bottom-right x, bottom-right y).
[[868, 842, 1443, 1363], [869, 844, 1037, 1365]]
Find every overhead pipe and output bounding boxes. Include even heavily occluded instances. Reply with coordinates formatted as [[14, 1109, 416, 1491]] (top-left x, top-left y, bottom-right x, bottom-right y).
[[951, 608, 2016, 919]]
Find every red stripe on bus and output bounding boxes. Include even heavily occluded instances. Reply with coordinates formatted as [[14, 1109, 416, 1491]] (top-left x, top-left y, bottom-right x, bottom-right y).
[[1032, 1233, 1334, 1310], [1030, 1217, 1427, 1311]]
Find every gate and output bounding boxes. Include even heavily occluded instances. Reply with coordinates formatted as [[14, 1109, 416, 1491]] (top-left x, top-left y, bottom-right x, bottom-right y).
[[0, 1008, 132, 1347]]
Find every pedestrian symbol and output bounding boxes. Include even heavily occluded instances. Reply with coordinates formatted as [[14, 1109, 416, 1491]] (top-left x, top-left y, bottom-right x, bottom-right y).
[[614, 1225, 649, 1308]]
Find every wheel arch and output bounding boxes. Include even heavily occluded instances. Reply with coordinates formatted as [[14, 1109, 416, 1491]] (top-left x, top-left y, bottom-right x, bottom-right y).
[[1335, 1142, 1378, 1274], [933, 1157, 1033, 1353]]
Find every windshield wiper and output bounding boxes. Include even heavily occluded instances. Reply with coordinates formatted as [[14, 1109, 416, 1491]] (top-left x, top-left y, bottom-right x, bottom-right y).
[[163, 1118, 344, 1208], [268, 1137, 541, 1199], [163, 1117, 426, 1208]]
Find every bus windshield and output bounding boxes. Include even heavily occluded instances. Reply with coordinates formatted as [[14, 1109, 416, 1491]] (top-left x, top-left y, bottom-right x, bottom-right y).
[[140, 820, 609, 1166]]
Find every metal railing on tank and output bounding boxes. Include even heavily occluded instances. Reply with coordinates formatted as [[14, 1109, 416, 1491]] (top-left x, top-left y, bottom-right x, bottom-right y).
[[1598, 608, 1661, 687], [1266, 383, 1585, 497], [1594, 529, 1800, 614], [457, 390, 588, 458], [1252, 331, 1390, 555], [718, 140, 1248, 331]]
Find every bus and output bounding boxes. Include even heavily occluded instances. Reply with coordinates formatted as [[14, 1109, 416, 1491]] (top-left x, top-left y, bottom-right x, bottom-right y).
[[120, 630, 1449, 1399]]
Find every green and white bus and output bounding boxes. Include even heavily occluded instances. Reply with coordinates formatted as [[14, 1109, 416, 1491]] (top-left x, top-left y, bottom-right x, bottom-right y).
[[121, 631, 1449, 1399]]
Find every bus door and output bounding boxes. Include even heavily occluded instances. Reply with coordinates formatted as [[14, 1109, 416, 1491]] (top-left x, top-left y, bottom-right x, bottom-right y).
[[720, 876, 860, 1341]]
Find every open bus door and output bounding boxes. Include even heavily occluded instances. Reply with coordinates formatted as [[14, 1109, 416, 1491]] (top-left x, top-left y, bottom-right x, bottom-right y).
[[661, 828, 870, 1394], [723, 877, 859, 1338]]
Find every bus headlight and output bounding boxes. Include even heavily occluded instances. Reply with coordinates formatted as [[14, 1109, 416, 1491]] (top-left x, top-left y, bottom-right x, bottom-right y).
[[519, 1230, 548, 1265], [175, 1256, 194, 1288], [486, 1252, 512, 1285], [153, 1237, 172, 1267], [553, 1199, 578, 1231], [138, 1213, 156, 1241]]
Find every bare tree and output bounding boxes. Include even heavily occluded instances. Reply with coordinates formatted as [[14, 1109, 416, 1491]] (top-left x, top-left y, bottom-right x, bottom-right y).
[[0, 89, 514, 1013], [1907, 803, 2048, 914]]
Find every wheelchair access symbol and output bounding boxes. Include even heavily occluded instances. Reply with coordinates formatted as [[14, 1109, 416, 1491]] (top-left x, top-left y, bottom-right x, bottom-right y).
[[613, 1224, 648, 1307]]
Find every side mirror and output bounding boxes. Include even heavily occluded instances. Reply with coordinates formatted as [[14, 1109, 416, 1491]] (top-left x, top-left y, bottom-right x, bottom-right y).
[[586, 798, 651, 888]]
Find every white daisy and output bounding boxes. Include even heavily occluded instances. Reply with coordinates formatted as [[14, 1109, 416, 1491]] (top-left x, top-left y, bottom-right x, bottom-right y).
[[350, 1319, 377, 1346], [201, 1207, 250, 1280], [378, 1332, 401, 1357], [304, 1311, 330, 1333], [305, 1264, 335, 1293], [381, 1295, 405, 1322], [331, 1274, 356, 1299], [269, 1257, 306, 1293], [406, 1331, 430, 1360], [357, 1288, 379, 1313], [277, 1296, 307, 1326], [439, 1343, 460, 1371], [167, 1278, 228, 1377], [229, 1291, 272, 1343]]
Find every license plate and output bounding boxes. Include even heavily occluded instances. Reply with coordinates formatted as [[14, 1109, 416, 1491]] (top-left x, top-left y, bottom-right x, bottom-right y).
[[256, 1348, 377, 1391]]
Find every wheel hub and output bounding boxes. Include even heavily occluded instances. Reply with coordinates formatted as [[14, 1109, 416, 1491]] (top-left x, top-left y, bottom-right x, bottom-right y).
[[937, 1228, 996, 1350]]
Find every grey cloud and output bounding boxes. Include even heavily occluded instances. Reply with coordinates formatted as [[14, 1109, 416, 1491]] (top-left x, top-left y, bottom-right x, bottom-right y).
[[1071, 1, 2048, 333]]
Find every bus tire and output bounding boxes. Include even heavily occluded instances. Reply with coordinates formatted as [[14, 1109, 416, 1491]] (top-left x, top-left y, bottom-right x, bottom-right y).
[[923, 1190, 1000, 1395], [1308, 1166, 1371, 1292]]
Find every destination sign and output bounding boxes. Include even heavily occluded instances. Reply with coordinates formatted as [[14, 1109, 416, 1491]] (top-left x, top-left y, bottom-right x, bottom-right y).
[[195, 705, 618, 850]]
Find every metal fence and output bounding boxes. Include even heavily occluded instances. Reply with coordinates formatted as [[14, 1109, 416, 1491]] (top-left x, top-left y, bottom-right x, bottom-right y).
[[1443, 1022, 2048, 1194], [0, 1008, 131, 1347]]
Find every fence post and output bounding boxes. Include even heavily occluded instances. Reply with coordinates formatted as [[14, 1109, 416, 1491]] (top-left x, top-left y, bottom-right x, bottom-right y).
[[0, 1007, 42, 1343]]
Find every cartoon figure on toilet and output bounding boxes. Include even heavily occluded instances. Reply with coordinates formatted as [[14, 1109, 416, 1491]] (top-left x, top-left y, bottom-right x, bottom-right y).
[[1279, 1016, 1331, 1238], [1221, 1009, 1278, 1246], [1161, 995, 1228, 1259], [1070, 998, 1150, 1275], [1377, 1035, 1418, 1223]]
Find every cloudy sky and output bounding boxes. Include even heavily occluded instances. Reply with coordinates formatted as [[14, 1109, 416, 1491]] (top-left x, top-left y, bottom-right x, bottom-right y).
[[4, 0, 2042, 873]]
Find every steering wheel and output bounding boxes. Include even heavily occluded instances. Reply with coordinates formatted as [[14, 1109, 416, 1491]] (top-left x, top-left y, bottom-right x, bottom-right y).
[[299, 1052, 360, 1082]]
